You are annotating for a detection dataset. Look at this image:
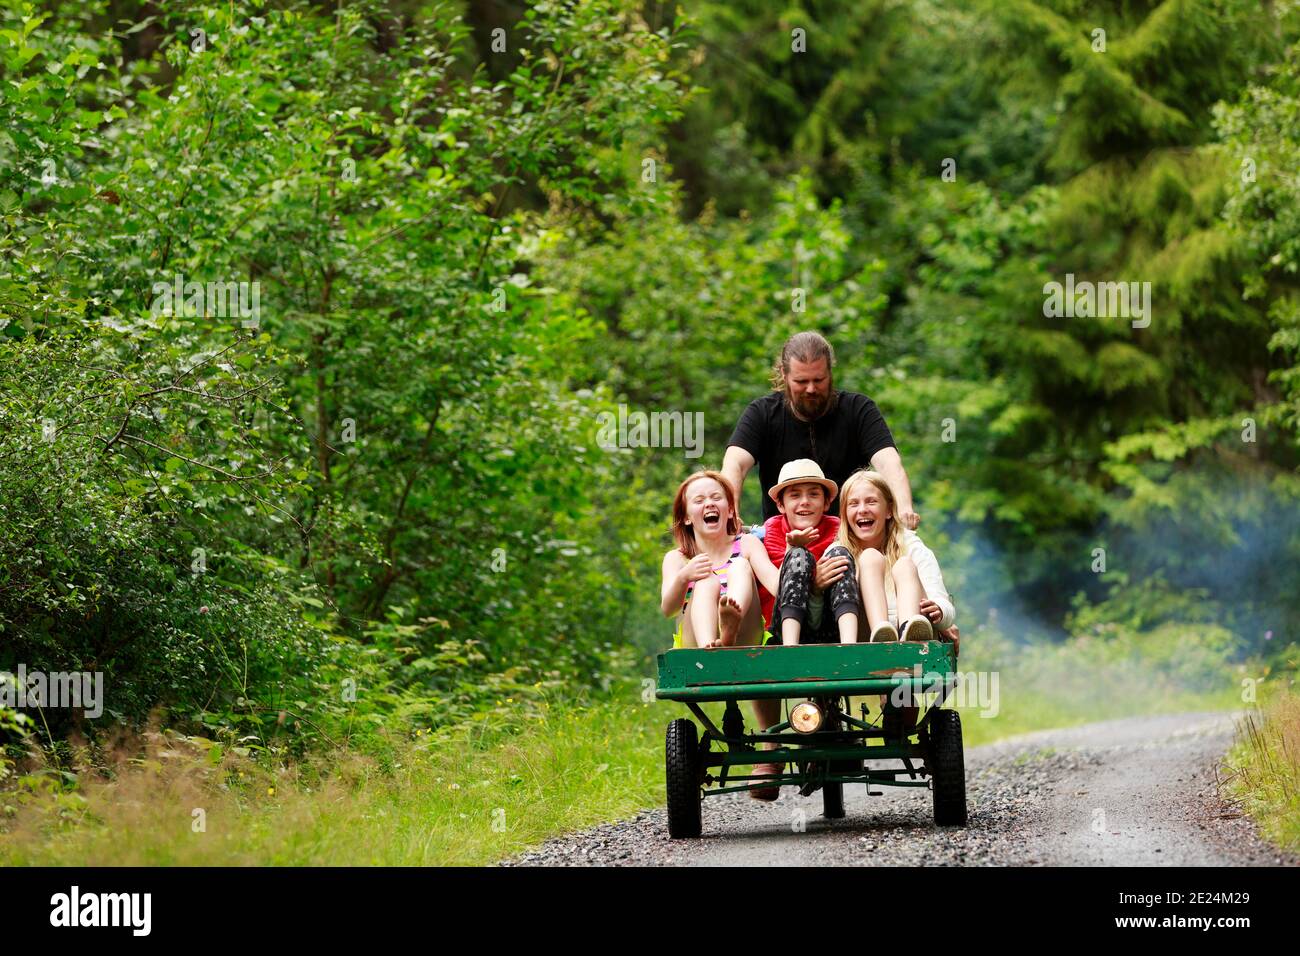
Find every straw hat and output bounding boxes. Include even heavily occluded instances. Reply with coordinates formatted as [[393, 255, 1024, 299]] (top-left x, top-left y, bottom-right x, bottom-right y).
[[768, 458, 838, 504]]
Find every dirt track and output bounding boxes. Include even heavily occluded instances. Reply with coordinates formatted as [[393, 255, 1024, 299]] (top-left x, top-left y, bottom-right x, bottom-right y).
[[506, 712, 1296, 867]]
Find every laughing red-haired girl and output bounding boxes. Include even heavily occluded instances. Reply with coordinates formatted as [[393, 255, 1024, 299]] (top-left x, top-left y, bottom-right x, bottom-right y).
[[660, 471, 769, 649]]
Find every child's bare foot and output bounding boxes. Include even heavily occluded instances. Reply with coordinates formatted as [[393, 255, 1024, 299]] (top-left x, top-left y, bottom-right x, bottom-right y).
[[718, 595, 743, 647]]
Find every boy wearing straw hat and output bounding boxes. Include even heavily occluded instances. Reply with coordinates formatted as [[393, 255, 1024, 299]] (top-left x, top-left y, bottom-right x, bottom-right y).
[[744, 458, 866, 800], [757, 458, 872, 646]]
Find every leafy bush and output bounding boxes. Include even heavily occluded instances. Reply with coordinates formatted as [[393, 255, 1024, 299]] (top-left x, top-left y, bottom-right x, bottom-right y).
[[1, 0, 692, 746]]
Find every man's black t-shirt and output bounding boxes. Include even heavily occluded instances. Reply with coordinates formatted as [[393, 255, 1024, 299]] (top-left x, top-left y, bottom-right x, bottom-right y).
[[727, 390, 896, 521]]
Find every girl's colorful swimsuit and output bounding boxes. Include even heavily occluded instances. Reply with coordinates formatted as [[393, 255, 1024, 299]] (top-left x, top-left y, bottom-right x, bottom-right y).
[[673, 534, 744, 648]]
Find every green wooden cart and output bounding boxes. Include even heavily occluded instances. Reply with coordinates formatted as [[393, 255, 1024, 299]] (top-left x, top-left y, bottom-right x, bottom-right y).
[[655, 640, 967, 838]]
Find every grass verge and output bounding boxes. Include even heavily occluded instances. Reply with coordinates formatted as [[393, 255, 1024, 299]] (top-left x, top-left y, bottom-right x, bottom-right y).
[[1, 658, 1242, 866], [1222, 688, 1300, 853]]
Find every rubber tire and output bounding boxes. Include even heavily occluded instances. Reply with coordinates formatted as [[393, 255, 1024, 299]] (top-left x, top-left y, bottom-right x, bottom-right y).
[[665, 718, 703, 838], [928, 708, 967, 826]]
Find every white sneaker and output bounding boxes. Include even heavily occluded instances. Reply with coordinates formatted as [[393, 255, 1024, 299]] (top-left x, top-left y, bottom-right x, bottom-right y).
[[900, 615, 934, 642], [869, 621, 900, 642]]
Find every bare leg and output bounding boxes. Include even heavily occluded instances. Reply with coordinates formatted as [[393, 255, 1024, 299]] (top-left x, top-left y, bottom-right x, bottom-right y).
[[837, 610, 859, 644], [781, 615, 802, 646], [892, 554, 923, 620], [856, 549, 891, 634], [752, 697, 780, 732], [737, 593, 764, 647], [718, 558, 756, 647], [749, 696, 783, 800], [687, 575, 722, 647]]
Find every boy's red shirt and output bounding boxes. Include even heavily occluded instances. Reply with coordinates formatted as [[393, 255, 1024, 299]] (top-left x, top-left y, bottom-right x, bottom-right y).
[[758, 513, 841, 627]]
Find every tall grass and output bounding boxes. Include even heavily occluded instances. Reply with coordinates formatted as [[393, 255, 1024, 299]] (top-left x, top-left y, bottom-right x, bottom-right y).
[[0, 692, 668, 866], [1223, 691, 1300, 851], [0, 627, 1254, 865]]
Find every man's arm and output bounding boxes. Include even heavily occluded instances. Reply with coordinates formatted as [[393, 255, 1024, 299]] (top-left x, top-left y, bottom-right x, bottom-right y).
[[721, 444, 755, 520], [871, 445, 920, 530]]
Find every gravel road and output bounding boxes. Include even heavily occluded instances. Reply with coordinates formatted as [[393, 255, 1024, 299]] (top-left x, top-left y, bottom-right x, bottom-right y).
[[505, 711, 1297, 867]]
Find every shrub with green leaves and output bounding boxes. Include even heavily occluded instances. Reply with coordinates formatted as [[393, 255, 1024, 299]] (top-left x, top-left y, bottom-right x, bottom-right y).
[[0, 0, 693, 740]]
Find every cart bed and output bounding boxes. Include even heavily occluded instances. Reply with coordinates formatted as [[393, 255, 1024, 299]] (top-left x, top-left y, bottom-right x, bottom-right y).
[[655, 640, 957, 702]]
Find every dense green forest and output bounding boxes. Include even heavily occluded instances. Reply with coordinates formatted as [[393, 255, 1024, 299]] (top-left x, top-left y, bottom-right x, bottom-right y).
[[2, 0, 1298, 759]]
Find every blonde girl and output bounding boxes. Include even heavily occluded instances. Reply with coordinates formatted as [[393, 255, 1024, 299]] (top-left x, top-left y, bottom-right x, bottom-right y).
[[836, 469, 955, 642]]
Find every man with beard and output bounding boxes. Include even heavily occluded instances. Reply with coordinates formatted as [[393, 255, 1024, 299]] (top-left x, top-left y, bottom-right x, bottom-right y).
[[722, 331, 920, 529], [721, 332, 927, 798]]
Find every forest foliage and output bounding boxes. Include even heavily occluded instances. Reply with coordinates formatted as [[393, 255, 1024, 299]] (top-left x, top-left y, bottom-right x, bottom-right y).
[[1, 0, 1298, 754]]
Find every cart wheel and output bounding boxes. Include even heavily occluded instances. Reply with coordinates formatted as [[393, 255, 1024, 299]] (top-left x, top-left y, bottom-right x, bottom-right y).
[[665, 718, 703, 838], [928, 708, 967, 826]]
